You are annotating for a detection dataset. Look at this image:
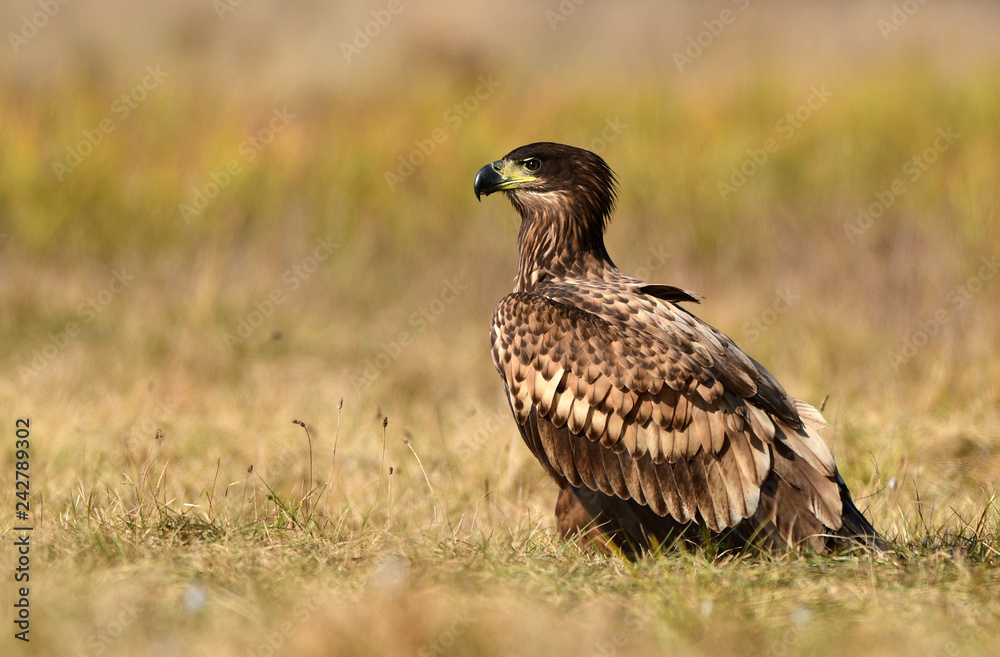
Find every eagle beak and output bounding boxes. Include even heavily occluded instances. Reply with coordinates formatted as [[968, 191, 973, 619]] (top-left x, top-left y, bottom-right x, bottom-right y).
[[474, 161, 506, 201], [474, 160, 535, 201]]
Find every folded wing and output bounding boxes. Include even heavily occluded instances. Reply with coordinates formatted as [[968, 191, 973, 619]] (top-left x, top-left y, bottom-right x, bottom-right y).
[[491, 291, 844, 535]]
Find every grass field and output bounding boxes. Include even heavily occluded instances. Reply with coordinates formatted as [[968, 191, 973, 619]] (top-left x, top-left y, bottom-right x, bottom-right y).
[[2, 1, 1000, 655]]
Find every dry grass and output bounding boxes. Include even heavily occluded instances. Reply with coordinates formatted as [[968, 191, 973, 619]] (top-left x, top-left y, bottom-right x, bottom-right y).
[[2, 1, 1000, 655]]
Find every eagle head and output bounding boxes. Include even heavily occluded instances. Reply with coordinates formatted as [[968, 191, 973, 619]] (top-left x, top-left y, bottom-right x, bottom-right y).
[[474, 142, 618, 232]]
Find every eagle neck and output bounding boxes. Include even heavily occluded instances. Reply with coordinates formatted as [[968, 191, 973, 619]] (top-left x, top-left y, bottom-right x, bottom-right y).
[[514, 203, 614, 293]]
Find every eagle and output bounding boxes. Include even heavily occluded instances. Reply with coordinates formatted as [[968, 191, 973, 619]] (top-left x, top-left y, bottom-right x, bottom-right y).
[[474, 142, 885, 555]]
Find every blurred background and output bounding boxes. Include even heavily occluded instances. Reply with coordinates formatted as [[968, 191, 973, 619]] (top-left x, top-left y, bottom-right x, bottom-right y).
[[1, 1, 1000, 651], [3, 0, 1000, 526]]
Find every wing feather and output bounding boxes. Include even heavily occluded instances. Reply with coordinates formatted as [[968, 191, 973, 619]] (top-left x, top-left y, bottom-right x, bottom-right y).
[[643, 421, 660, 463], [717, 442, 748, 521], [690, 407, 713, 455], [491, 290, 845, 536], [602, 447, 629, 499], [706, 454, 734, 527], [617, 450, 646, 504], [539, 368, 564, 413], [571, 428, 599, 490], [553, 391, 573, 428], [605, 409, 625, 444], [621, 420, 638, 454], [638, 455, 667, 516], [653, 460, 684, 520], [670, 457, 698, 522], [567, 395, 590, 434]]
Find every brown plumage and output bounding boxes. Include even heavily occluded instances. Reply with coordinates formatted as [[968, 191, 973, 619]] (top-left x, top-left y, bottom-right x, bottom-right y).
[[474, 142, 885, 555]]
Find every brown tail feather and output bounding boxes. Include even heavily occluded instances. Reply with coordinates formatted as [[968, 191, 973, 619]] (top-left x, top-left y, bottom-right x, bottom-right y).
[[834, 473, 888, 552]]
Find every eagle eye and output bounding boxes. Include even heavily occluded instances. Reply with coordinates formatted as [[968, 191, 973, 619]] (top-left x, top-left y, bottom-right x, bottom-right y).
[[523, 158, 541, 172]]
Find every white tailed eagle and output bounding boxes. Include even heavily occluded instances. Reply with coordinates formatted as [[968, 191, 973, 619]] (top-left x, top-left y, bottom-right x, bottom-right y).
[[474, 142, 884, 555]]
